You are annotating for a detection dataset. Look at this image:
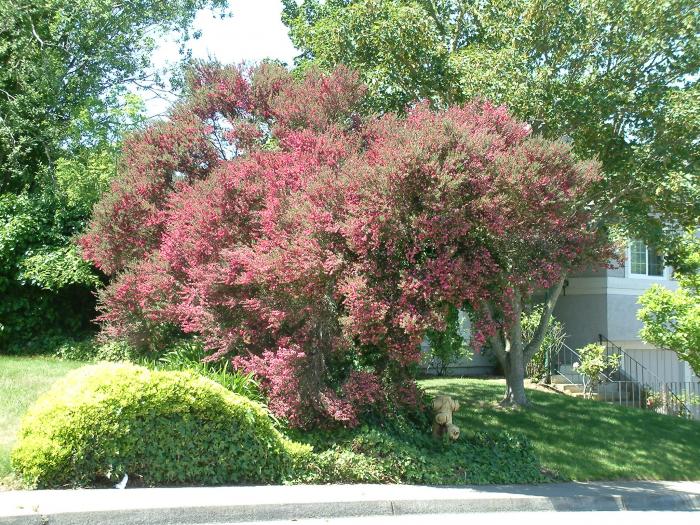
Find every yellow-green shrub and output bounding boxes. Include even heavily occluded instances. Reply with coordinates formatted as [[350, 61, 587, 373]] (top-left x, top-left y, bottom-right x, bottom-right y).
[[11, 363, 309, 488]]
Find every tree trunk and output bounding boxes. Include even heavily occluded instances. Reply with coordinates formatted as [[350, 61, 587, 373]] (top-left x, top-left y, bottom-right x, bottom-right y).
[[500, 342, 528, 407], [501, 349, 528, 406], [484, 277, 566, 408]]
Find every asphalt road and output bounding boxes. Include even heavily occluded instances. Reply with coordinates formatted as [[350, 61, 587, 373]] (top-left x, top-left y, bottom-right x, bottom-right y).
[[197, 512, 699, 525]]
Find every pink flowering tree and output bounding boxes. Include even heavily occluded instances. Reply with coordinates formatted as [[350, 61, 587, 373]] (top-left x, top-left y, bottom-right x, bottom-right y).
[[337, 103, 616, 406], [82, 63, 614, 424]]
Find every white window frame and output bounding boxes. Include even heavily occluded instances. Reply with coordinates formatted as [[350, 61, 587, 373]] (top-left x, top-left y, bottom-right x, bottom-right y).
[[625, 241, 669, 280]]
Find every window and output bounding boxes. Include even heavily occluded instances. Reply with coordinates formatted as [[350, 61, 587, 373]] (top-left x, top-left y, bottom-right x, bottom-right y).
[[629, 240, 664, 277]]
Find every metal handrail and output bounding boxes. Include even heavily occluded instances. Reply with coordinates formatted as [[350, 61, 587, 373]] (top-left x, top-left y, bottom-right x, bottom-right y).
[[598, 334, 691, 418], [549, 342, 616, 384], [599, 334, 664, 383]]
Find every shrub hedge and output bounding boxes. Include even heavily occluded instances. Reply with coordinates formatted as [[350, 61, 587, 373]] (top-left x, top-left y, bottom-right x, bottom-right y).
[[11, 363, 309, 488]]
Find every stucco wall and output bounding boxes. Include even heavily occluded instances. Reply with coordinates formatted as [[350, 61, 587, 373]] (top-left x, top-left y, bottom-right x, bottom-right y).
[[552, 291, 607, 351], [568, 262, 624, 278], [569, 267, 607, 278], [607, 265, 625, 278], [606, 293, 644, 341]]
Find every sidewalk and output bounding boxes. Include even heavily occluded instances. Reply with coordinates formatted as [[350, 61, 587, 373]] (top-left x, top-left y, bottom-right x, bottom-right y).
[[1, 481, 698, 525]]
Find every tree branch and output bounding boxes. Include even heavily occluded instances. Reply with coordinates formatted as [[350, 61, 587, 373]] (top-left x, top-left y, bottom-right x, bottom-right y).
[[482, 300, 507, 366], [509, 288, 523, 352], [29, 18, 44, 48], [524, 276, 565, 363]]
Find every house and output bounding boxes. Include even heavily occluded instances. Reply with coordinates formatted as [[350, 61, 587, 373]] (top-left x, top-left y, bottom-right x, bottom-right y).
[[554, 239, 699, 386], [423, 240, 699, 390]]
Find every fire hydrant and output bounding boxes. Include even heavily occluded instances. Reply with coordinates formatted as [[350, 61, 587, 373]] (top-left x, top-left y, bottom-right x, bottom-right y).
[[432, 395, 460, 440]]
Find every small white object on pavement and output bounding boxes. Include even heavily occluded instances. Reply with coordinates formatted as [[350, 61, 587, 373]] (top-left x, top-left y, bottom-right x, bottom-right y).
[[114, 473, 128, 489]]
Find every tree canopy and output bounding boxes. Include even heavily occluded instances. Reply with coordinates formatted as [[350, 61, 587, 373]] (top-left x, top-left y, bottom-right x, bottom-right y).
[[282, 0, 700, 259], [0, 0, 227, 191], [0, 0, 227, 350]]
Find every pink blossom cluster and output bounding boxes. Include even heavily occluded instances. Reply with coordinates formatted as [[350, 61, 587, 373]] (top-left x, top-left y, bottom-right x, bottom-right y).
[[81, 63, 613, 428]]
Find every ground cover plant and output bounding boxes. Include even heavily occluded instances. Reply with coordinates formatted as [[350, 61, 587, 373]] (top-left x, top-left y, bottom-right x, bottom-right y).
[[287, 421, 547, 485], [421, 377, 700, 481]]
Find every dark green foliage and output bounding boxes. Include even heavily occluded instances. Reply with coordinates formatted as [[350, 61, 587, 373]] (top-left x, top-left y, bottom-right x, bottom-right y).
[[0, 192, 101, 352], [11, 363, 307, 488], [424, 306, 471, 376], [0, 0, 227, 351], [0, 284, 98, 353], [288, 419, 547, 485]]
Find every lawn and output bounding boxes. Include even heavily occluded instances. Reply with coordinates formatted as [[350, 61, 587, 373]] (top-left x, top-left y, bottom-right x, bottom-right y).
[[0, 356, 85, 484], [420, 377, 700, 481], [2, 356, 699, 486]]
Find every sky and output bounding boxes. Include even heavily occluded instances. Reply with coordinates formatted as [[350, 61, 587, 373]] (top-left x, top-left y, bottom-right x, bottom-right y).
[[145, 0, 299, 116]]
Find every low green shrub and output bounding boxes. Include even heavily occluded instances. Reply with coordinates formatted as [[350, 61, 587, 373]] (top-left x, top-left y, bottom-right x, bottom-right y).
[[423, 306, 471, 376], [11, 363, 309, 488], [576, 343, 621, 398], [289, 424, 547, 485], [53, 338, 137, 362], [522, 307, 566, 382]]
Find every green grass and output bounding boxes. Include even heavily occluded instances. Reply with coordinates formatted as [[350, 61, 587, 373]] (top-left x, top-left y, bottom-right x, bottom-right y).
[[2, 356, 698, 486], [0, 356, 85, 484], [420, 377, 700, 481]]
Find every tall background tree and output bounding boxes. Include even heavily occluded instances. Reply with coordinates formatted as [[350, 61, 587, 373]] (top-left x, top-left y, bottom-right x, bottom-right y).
[[0, 0, 228, 351], [282, 0, 699, 256]]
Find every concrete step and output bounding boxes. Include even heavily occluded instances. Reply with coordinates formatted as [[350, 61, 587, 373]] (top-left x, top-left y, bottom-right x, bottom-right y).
[[570, 392, 589, 399], [548, 376, 641, 406], [558, 364, 584, 376], [553, 369, 584, 382], [549, 375, 571, 385], [560, 383, 585, 394]]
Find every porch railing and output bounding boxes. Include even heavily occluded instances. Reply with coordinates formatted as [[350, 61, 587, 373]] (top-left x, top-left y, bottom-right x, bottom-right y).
[[536, 335, 698, 419], [598, 334, 694, 418]]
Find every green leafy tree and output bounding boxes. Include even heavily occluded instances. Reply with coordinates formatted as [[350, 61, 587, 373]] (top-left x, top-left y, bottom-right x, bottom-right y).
[[576, 343, 621, 398], [0, 1, 227, 192], [522, 306, 566, 382], [424, 306, 471, 376], [282, 0, 700, 256], [638, 243, 700, 376], [0, 0, 227, 351]]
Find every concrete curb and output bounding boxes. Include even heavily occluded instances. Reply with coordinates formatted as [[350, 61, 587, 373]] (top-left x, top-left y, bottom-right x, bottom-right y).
[[1, 482, 698, 524]]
